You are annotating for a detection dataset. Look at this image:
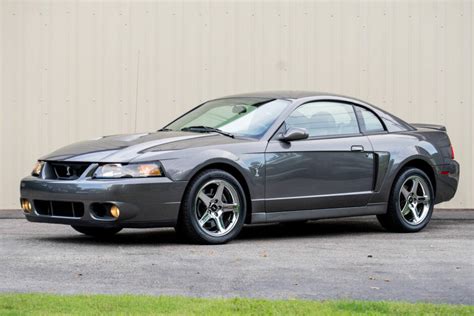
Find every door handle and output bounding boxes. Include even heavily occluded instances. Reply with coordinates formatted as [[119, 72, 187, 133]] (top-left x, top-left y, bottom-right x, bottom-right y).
[[351, 145, 364, 152]]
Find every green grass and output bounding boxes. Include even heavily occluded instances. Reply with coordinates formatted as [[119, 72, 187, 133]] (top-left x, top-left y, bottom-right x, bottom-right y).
[[0, 294, 472, 315]]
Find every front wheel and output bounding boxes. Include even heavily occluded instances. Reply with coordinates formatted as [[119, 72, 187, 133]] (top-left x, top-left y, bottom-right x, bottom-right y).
[[377, 167, 434, 232], [71, 225, 122, 237], [177, 169, 247, 244]]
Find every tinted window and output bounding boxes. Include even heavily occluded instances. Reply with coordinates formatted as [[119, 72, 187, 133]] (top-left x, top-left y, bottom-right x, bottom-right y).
[[357, 107, 385, 133], [286, 102, 359, 137]]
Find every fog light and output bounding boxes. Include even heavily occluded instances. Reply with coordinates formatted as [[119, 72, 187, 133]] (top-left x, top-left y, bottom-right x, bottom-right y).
[[110, 205, 120, 219], [21, 199, 32, 213]]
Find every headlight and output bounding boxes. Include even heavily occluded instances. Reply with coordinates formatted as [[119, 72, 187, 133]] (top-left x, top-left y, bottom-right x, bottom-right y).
[[32, 161, 45, 177], [93, 162, 163, 179]]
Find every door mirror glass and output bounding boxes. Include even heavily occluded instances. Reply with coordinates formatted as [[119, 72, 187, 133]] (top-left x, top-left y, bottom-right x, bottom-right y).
[[278, 127, 309, 142]]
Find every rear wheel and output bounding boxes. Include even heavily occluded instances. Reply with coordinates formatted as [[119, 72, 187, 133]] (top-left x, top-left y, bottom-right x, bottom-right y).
[[377, 168, 434, 232], [71, 225, 122, 237], [177, 169, 246, 244]]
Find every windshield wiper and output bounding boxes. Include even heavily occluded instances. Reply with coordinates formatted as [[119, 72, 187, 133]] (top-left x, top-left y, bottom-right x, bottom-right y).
[[181, 126, 234, 138], [157, 128, 173, 131]]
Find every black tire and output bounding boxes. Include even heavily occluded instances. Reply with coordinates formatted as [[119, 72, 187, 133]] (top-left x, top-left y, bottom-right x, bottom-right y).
[[377, 167, 434, 232], [71, 225, 122, 237], [176, 169, 247, 244]]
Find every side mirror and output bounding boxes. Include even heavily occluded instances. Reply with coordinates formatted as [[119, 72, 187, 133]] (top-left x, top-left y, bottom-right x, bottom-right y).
[[278, 127, 309, 142]]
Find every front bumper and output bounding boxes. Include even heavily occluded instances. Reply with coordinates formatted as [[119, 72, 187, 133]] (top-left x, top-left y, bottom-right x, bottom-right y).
[[20, 176, 187, 228]]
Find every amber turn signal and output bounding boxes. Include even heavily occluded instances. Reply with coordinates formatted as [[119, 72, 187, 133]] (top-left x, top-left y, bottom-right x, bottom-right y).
[[21, 199, 32, 213], [110, 205, 120, 219]]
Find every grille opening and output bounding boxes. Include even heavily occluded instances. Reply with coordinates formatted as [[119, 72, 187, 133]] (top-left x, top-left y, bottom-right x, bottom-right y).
[[48, 162, 91, 180], [34, 200, 84, 218]]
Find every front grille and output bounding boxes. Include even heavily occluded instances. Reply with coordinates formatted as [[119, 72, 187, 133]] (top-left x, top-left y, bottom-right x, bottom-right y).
[[48, 162, 90, 180], [34, 200, 85, 218]]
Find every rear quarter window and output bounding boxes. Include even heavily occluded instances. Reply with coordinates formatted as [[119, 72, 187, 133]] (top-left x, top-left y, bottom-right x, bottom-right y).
[[356, 107, 385, 133]]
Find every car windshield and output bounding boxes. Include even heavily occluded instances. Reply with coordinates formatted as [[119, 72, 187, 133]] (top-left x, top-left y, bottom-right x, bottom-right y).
[[164, 98, 289, 138]]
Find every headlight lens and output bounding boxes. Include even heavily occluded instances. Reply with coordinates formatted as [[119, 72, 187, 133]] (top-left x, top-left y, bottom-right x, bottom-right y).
[[93, 162, 163, 179], [32, 161, 45, 177]]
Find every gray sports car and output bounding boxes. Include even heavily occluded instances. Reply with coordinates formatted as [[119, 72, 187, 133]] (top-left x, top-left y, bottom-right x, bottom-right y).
[[20, 91, 459, 244]]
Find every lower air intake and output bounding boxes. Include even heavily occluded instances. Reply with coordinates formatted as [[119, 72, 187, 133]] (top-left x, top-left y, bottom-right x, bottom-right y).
[[34, 200, 85, 218]]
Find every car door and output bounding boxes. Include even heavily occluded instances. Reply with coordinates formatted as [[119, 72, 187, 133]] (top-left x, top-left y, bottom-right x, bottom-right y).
[[265, 101, 375, 213]]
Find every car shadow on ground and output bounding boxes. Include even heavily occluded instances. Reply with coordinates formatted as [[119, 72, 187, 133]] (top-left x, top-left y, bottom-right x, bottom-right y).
[[35, 217, 391, 246], [239, 218, 385, 240]]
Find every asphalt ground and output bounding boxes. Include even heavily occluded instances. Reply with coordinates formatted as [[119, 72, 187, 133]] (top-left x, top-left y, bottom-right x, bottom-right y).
[[0, 209, 472, 304]]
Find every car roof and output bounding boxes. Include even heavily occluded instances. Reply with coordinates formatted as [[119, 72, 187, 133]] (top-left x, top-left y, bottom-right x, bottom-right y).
[[221, 90, 351, 100], [220, 91, 414, 133]]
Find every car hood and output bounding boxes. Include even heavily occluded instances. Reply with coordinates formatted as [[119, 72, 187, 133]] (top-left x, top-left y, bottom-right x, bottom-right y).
[[40, 131, 242, 163]]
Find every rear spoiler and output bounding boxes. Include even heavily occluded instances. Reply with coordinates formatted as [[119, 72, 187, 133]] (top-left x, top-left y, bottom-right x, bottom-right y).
[[411, 123, 446, 132]]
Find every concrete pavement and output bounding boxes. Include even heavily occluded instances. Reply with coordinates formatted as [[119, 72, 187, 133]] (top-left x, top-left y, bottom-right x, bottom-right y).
[[0, 209, 472, 304]]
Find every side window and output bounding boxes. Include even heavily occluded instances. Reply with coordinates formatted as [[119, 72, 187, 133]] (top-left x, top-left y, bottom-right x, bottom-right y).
[[356, 107, 385, 133], [285, 102, 360, 137]]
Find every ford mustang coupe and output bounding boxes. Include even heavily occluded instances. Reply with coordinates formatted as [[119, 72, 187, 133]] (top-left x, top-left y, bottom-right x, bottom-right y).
[[20, 91, 459, 244]]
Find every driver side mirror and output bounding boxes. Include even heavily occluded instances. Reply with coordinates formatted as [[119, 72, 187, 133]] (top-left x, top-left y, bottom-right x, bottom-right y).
[[278, 127, 309, 142]]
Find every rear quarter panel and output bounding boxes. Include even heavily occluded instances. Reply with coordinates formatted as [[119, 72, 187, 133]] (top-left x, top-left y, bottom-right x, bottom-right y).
[[368, 130, 458, 205]]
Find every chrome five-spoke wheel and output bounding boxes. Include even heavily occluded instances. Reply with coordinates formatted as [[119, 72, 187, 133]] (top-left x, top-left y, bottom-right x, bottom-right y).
[[177, 169, 246, 244], [195, 179, 240, 237], [377, 167, 434, 233], [399, 175, 431, 225]]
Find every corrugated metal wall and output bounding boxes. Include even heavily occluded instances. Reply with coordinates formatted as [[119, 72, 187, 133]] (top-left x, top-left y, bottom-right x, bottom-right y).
[[1, 0, 472, 209]]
